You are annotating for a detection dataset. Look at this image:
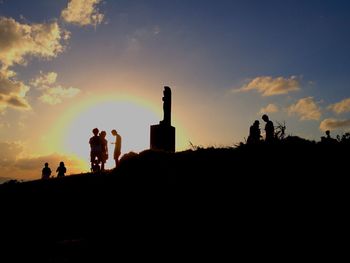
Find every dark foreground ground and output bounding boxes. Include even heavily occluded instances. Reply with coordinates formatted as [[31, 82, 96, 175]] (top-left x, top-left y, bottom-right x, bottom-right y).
[[1, 140, 349, 262]]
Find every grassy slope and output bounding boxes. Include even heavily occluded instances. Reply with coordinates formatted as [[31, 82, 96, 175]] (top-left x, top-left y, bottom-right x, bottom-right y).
[[1, 139, 348, 261]]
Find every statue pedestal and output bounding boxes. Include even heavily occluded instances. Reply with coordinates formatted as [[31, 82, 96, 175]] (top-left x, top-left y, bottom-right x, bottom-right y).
[[150, 124, 175, 152]]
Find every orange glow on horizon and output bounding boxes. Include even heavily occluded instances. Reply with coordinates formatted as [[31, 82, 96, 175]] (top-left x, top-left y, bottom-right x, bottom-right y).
[[46, 93, 188, 172]]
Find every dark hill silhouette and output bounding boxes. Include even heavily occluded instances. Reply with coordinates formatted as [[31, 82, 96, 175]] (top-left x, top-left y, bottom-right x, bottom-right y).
[[1, 137, 348, 262]]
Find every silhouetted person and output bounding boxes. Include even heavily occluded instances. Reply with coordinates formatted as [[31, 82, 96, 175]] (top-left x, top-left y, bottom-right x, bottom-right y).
[[56, 161, 66, 178], [99, 130, 108, 171], [41, 162, 51, 179], [262, 114, 274, 143], [247, 120, 261, 144], [321, 130, 337, 144], [160, 86, 171, 126], [111, 129, 122, 167], [89, 128, 102, 172]]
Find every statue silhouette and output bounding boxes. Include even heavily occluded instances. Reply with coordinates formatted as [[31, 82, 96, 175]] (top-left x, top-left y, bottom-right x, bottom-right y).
[[160, 86, 171, 126], [41, 162, 51, 179], [150, 86, 176, 152], [56, 161, 66, 178], [262, 114, 274, 143], [111, 129, 122, 168]]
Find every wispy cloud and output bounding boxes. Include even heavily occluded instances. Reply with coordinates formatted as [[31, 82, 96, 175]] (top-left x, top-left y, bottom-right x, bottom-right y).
[[126, 26, 162, 53], [0, 141, 23, 166], [39, 86, 80, 105], [30, 71, 58, 89], [61, 0, 104, 27], [235, 76, 300, 96], [32, 71, 80, 105], [0, 68, 31, 111], [288, 97, 321, 120], [320, 118, 350, 131], [328, 98, 350, 114], [259, 103, 279, 114]]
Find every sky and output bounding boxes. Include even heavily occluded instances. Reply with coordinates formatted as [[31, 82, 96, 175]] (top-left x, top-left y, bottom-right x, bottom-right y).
[[1, 0, 350, 181]]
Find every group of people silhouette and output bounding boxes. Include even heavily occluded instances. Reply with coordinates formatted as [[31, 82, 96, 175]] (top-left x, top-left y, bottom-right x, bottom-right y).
[[248, 114, 339, 145], [247, 114, 275, 144], [41, 161, 67, 179], [89, 128, 122, 172], [41, 128, 122, 179]]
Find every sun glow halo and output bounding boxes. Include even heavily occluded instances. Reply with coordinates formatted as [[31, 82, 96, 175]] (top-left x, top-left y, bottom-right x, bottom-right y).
[[62, 99, 161, 170]]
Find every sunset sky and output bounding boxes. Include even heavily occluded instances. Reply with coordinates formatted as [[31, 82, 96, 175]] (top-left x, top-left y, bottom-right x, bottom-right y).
[[1, 0, 350, 181]]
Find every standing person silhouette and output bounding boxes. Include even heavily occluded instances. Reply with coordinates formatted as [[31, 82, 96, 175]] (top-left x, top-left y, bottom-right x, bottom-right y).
[[89, 128, 102, 172], [42, 162, 52, 179], [99, 130, 108, 171], [262, 114, 274, 143], [111, 129, 122, 168], [56, 161, 66, 178]]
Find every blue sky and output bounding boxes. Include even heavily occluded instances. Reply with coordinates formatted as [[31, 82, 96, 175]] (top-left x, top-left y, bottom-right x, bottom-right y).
[[1, 0, 350, 180]]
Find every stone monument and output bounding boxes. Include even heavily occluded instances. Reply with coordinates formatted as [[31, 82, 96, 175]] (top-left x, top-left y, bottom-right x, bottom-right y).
[[150, 86, 176, 152]]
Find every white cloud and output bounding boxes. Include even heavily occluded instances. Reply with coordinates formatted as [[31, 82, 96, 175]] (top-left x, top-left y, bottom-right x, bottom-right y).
[[39, 85, 80, 105], [236, 76, 300, 96], [61, 0, 104, 26], [0, 17, 69, 68], [32, 71, 80, 105], [0, 16, 69, 112], [328, 98, 350, 114], [259, 103, 279, 114], [320, 118, 350, 131], [30, 71, 58, 89], [288, 97, 321, 121]]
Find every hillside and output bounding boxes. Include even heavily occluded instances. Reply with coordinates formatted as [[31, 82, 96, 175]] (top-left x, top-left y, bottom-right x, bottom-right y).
[[1, 139, 349, 262]]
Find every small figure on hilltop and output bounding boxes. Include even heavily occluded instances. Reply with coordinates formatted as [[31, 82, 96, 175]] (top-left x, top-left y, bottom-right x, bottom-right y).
[[56, 161, 66, 178], [247, 120, 262, 144], [262, 114, 274, 143], [89, 128, 102, 172], [111, 129, 122, 168], [321, 130, 338, 144], [42, 162, 52, 179], [99, 130, 108, 171]]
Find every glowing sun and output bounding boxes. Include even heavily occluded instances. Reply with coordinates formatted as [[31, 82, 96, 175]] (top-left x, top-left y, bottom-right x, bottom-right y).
[[62, 99, 160, 170]]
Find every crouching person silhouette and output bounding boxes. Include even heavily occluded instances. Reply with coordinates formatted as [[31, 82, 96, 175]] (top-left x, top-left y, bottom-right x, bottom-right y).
[[247, 120, 261, 144], [42, 162, 52, 179]]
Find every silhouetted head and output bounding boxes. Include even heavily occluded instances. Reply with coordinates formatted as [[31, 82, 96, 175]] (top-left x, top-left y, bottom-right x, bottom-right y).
[[100, 131, 106, 138], [326, 130, 330, 136], [92, 128, 99, 135], [262, 114, 269, 122], [60, 161, 64, 167], [254, 120, 260, 126], [44, 162, 49, 167], [111, 129, 117, 136]]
